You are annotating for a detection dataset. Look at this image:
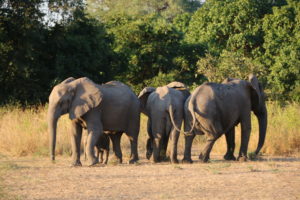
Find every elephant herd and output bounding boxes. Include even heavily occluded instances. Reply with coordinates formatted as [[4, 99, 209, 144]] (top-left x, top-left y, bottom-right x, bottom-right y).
[[47, 74, 267, 166]]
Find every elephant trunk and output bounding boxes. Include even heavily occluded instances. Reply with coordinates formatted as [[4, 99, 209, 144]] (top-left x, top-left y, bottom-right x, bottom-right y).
[[47, 105, 60, 161], [255, 105, 268, 155]]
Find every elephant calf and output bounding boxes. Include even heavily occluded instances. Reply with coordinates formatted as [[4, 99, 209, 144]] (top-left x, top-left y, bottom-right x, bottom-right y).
[[84, 133, 110, 164], [95, 133, 110, 164]]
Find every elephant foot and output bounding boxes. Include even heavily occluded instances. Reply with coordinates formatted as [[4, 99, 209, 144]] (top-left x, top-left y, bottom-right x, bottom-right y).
[[70, 160, 82, 167], [224, 153, 236, 161], [237, 156, 248, 162], [199, 158, 210, 163], [111, 155, 122, 164], [171, 158, 179, 164], [151, 156, 160, 163], [129, 158, 139, 164], [199, 153, 210, 163], [182, 158, 193, 164], [146, 151, 152, 160], [160, 156, 170, 162], [88, 158, 99, 166]]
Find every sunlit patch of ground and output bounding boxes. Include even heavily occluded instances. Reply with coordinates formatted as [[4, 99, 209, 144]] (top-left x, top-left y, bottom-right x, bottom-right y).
[[1, 154, 299, 200]]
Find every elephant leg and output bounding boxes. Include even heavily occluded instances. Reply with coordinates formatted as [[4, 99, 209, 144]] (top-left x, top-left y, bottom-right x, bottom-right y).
[[109, 132, 123, 164], [160, 133, 169, 161], [199, 134, 219, 162], [127, 123, 140, 164], [238, 115, 251, 161], [128, 135, 139, 164], [146, 119, 153, 160], [169, 128, 179, 164], [83, 131, 88, 161], [146, 137, 153, 160], [182, 134, 195, 163], [152, 136, 162, 163], [224, 128, 236, 161], [86, 128, 103, 166], [98, 148, 104, 163], [95, 147, 99, 162], [70, 121, 83, 167], [104, 149, 109, 164]]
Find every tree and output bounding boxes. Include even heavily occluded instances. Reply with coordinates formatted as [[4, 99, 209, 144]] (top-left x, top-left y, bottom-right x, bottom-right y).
[[0, 1, 114, 105], [105, 14, 183, 91], [262, 0, 300, 101], [87, 0, 201, 21], [45, 9, 116, 87], [0, 0, 48, 104], [185, 0, 274, 57]]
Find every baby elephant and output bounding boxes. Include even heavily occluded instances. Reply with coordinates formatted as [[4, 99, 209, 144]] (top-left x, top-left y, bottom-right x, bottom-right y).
[[84, 133, 110, 164], [95, 134, 110, 164]]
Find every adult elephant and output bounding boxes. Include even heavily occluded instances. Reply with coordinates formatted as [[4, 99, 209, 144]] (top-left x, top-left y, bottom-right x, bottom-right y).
[[138, 82, 190, 163], [47, 77, 140, 166], [181, 74, 267, 163]]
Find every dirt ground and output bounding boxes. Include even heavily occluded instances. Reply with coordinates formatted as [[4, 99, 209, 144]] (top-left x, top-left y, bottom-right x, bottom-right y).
[[0, 154, 299, 200]]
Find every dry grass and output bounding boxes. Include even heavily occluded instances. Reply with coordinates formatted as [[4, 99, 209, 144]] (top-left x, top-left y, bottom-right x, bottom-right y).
[[0, 102, 299, 159]]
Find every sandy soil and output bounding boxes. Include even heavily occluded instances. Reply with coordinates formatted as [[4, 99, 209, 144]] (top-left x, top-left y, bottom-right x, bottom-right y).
[[1, 154, 299, 200]]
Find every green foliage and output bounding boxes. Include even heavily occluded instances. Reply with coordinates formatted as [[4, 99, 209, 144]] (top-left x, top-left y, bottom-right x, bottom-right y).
[[106, 14, 188, 91], [197, 51, 264, 83], [0, 0, 48, 104], [172, 12, 192, 34], [0, 2, 115, 105], [45, 9, 116, 86], [186, 0, 272, 56], [186, 0, 299, 102], [87, 0, 201, 21], [0, 0, 299, 105], [262, 0, 300, 101]]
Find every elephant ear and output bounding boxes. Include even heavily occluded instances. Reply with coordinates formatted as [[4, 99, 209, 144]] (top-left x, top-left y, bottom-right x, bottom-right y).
[[61, 77, 75, 84], [248, 74, 262, 112], [138, 87, 155, 112], [167, 81, 190, 100], [222, 77, 234, 84], [69, 77, 103, 120], [167, 81, 187, 90], [105, 80, 126, 86]]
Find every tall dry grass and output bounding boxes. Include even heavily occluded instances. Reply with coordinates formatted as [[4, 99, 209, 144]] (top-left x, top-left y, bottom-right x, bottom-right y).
[[0, 102, 299, 158]]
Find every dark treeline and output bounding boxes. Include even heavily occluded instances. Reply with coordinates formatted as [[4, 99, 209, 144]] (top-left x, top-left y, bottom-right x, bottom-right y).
[[0, 0, 299, 105]]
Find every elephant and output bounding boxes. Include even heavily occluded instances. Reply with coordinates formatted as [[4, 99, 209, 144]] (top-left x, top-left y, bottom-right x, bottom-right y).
[[180, 74, 267, 163], [83, 131, 110, 164], [47, 77, 140, 166], [138, 82, 190, 163]]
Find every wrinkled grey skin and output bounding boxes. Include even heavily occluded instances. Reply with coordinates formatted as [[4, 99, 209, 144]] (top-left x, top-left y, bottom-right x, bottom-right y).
[[138, 82, 190, 163], [47, 77, 140, 166], [182, 74, 267, 163]]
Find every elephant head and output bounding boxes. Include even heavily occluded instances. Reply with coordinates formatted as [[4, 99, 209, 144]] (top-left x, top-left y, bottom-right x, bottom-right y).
[[248, 74, 268, 155], [138, 87, 156, 115], [47, 77, 103, 161], [138, 82, 190, 114], [166, 81, 190, 100]]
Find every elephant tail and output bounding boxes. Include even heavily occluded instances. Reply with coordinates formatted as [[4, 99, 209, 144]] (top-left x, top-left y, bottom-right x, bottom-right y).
[[168, 102, 195, 136], [168, 104, 182, 133], [183, 98, 196, 136]]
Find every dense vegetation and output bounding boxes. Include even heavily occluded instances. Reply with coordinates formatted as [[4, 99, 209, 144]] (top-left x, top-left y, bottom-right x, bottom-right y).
[[0, 0, 299, 105]]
